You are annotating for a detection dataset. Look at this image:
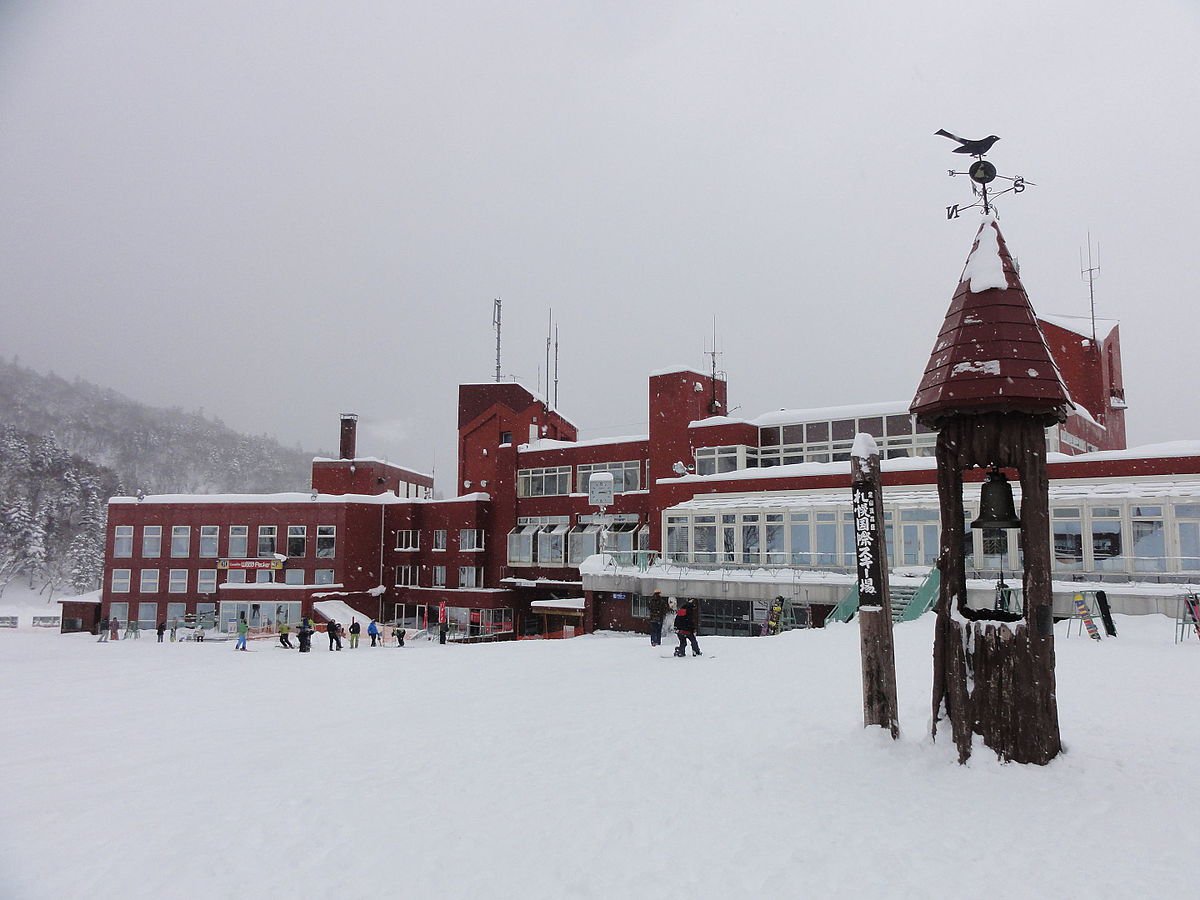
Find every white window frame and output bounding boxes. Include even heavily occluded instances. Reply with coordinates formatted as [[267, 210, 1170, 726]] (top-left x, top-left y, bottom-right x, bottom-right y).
[[459, 528, 486, 551], [537, 523, 570, 566], [432, 565, 447, 587], [316, 525, 336, 559], [432, 529, 447, 551], [198, 569, 217, 594], [114, 526, 134, 559], [284, 568, 305, 585], [287, 525, 307, 558], [577, 460, 642, 494], [199, 525, 219, 558], [225, 569, 247, 584], [142, 525, 162, 558], [111, 568, 131, 593], [517, 466, 572, 498], [457, 566, 484, 588], [139, 569, 159, 593], [168, 569, 188, 593], [395, 565, 416, 586], [257, 525, 277, 558], [171, 526, 191, 558], [229, 525, 249, 559], [314, 569, 335, 585], [395, 530, 419, 551]]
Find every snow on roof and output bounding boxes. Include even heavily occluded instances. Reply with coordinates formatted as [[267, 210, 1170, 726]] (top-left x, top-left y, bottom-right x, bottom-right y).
[[110, 490, 490, 506], [530, 597, 586, 610], [961, 214, 1008, 292], [1039, 313, 1119, 341], [754, 400, 912, 427], [647, 365, 711, 379], [689, 416, 757, 429], [520, 434, 648, 452], [312, 598, 376, 624], [55, 589, 101, 605], [311, 457, 433, 478]]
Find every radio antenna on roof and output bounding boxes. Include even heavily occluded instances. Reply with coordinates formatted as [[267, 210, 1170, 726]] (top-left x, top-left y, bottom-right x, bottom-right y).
[[492, 297, 503, 382], [1080, 235, 1101, 346]]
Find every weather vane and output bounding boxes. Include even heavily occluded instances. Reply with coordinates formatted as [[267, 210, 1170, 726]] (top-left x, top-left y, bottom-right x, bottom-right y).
[[936, 129, 1033, 219]]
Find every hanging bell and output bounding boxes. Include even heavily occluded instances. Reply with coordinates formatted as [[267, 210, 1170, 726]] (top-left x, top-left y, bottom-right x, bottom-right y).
[[971, 468, 1021, 530]]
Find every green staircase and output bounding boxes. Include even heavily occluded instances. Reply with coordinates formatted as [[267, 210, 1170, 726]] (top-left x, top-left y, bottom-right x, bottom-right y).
[[826, 568, 940, 625]]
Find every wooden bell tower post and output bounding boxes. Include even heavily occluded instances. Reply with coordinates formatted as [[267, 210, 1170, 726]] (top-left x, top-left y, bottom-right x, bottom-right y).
[[911, 215, 1071, 765]]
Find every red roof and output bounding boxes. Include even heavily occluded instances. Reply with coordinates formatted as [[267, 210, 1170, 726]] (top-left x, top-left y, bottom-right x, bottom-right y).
[[910, 216, 1072, 426]]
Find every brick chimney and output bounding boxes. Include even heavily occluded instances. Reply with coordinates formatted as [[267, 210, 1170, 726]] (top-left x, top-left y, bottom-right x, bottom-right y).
[[339, 413, 358, 459]]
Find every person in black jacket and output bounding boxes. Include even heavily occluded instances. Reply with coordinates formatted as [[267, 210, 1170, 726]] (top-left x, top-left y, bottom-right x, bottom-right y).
[[327, 620, 342, 651], [297, 617, 313, 653], [647, 591, 670, 647], [672, 599, 702, 657]]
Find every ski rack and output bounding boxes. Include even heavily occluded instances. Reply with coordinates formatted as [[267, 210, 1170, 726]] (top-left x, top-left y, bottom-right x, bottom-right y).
[[1066, 591, 1102, 640], [1174, 593, 1200, 644]]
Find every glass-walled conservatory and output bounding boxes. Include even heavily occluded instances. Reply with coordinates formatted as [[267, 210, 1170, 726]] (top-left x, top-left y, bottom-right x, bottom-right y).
[[662, 482, 1200, 582]]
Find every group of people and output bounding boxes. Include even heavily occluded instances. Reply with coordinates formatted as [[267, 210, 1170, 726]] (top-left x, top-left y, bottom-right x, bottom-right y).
[[297, 617, 400, 652], [648, 590, 702, 657]]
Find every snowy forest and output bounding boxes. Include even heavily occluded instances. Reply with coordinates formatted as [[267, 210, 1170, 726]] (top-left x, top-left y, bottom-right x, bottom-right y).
[[0, 359, 317, 598]]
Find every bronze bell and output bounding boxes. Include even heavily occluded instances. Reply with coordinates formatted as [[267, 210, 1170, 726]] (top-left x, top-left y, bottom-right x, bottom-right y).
[[971, 468, 1021, 530]]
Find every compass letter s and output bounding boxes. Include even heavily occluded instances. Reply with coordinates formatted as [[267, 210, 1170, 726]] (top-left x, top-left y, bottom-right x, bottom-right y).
[[946, 204, 961, 220], [1013, 177, 1026, 193]]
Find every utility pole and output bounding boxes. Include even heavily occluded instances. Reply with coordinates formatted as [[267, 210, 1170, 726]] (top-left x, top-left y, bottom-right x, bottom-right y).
[[493, 298, 502, 382]]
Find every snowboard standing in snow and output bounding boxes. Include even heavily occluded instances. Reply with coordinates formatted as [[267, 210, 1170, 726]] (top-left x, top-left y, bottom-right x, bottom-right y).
[[1073, 593, 1102, 642], [1095, 589, 1118, 638], [762, 596, 785, 636]]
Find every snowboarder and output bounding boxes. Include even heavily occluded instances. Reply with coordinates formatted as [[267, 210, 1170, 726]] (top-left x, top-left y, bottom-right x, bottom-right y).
[[278, 621, 294, 648], [392, 626, 406, 647], [235, 614, 249, 651], [367, 619, 380, 646], [647, 591, 669, 647], [672, 598, 702, 657], [98, 617, 109, 642], [156, 621, 166, 643], [348, 618, 361, 648], [327, 620, 342, 651]]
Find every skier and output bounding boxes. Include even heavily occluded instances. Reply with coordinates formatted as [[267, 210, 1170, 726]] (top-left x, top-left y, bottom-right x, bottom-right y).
[[156, 621, 166, 643], [278, 621, 294, 649], [392, 626, 406, 647], [647, 591, 669, 647], [235, 614, 249, 651], [672, 598, 702, 657], [327, 620, 342, 651], [98, 617, 109, 642], [297, 617, 313, 653], [348, 618, 361, 649], [367, 619, 380, 647]]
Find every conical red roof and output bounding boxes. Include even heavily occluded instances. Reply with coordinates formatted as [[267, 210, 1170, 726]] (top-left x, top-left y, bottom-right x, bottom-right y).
[[910, 215, 1072, 426]]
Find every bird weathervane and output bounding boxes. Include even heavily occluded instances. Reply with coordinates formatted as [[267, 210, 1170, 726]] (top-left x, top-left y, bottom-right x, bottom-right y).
[[936, 129, 1034, 219]]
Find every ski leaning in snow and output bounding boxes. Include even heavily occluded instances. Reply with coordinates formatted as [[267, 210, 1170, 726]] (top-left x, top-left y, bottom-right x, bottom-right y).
[[1074, 593, 1102, 642]]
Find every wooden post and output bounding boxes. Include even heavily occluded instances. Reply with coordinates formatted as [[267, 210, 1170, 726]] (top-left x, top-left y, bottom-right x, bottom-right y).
[[851, 436, 899, 739]]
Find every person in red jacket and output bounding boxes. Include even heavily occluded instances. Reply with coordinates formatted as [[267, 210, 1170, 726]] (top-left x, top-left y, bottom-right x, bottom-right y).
[[672, 598, 702, 657]]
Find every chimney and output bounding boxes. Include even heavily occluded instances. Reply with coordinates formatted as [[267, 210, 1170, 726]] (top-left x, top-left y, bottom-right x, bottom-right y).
[[339, 413, 358, 459]]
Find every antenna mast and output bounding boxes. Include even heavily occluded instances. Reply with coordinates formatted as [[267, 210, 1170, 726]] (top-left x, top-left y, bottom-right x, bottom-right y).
[[1080, 235, 1101, 346], [553, 324, 559, 410], [545, 308, 553, 410], [704, 317, 723, 415], [492, 298, 503, 382]]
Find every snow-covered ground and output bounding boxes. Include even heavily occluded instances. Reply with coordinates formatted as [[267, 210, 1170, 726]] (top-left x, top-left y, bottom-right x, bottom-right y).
[[1, 610, 1196, 899]]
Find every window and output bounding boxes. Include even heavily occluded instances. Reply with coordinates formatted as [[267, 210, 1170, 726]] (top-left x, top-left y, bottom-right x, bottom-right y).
[[790, 514, 811, 566], [577, 460, 641, 494], [395, 530, 419, 550], [395, 565, 416, 586], [741, 515, 760, 565], [1091, 506, 1124, 573], [500, 431, 512, 445], [114, 526, 133, 558], [1132, 506, 1165, 573], [507, 525, 538, 565], [225, 569, 247, 584], [693, 516, 717, 564], [169, 570, 188, 593], [228, 525, 249, 558], [315, 569, 335, 585], [460, 529, 485, 551], [138, 602, 158, 631], [284, 568, 304, 585], [167, 602, 186, 624], [142, 526, 162, 558], [517, 466, 572, 498], [816, 512, 838, 566], [111, 569, 131, 592], [316, 525, 336, 558], [433, 530, 447, 551], [432, 566, 447, 587], [632, 594, 650, 618], [1051, 508, 1083, 571], [255, 570, 273, 583], [458, 566, 484, 588], [568, 525, 601, 565], [538, 524, 569, 566], [287, 525, 306, 557], [258, 525, 277, 558], [1175, 504, 1200, 571], [198, 569, 217, 594], [108, 601, 129, 625], [695, 446, 741, 476], [666, 516, 690, 562], [199, 525, 218, 558], [765, 514, 786, 564], [171, 526, 191, 558], [139, 569, 159, 593]]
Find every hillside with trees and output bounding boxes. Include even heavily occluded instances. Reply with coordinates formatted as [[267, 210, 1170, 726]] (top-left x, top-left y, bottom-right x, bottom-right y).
[[0, 359, 318, 597]]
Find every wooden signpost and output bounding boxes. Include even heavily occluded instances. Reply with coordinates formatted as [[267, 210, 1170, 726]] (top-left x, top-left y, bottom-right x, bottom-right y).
[[851, 434, 899, 739]]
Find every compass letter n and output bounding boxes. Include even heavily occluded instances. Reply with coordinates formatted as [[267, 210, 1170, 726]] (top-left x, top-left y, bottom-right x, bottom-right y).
[[946, 204, 961, 220]]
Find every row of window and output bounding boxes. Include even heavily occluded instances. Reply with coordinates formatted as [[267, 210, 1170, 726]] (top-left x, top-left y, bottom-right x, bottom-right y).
[[507, 520, 649, 567], [394, 529, 486, 552], [662, 500, 1200, 575], [517, 460, 643, 498], [395, 566, 485, 589], [110, 568, 337, 593], [113, 525, 336, 560]]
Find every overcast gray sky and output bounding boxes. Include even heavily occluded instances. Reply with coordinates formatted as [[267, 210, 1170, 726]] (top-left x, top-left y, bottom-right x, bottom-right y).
[[3, 1, 1198, 485]]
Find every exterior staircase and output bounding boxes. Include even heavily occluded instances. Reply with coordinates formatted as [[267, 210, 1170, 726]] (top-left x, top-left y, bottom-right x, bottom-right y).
[[825, 569, 940, 625]]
